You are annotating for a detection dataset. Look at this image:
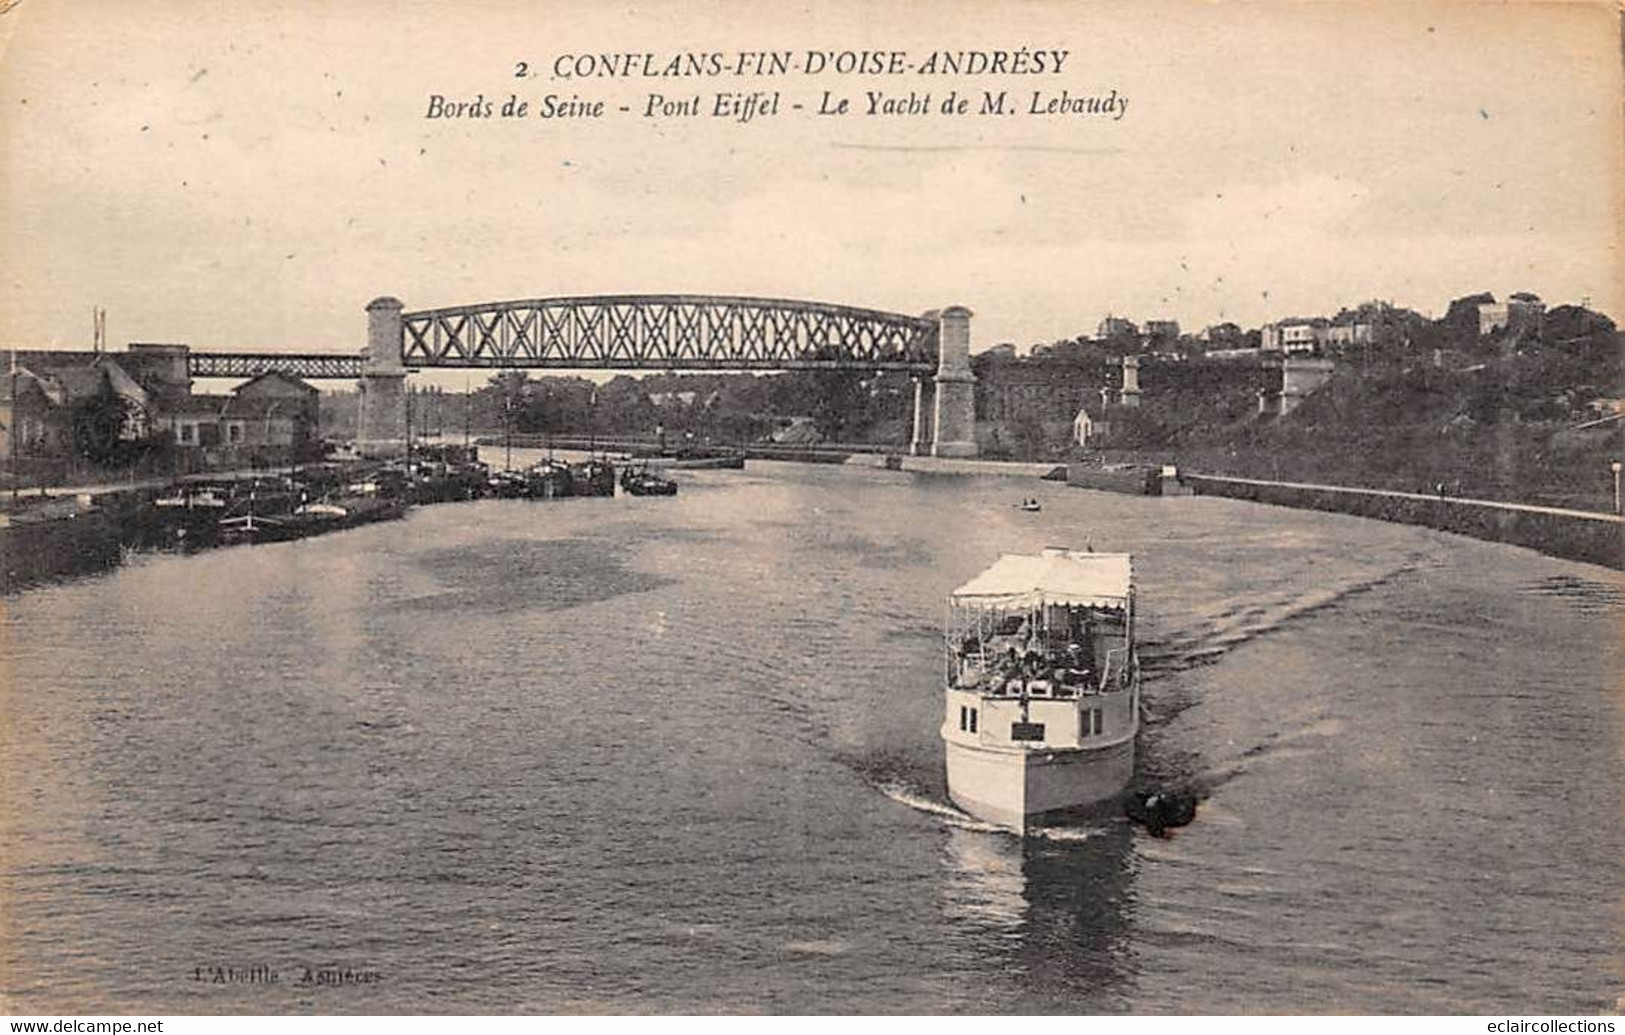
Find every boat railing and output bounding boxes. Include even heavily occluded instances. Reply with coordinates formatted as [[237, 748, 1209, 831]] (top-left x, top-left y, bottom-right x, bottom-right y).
[[1100, 647, 1132, 691], [951, 647, 1105, 700]]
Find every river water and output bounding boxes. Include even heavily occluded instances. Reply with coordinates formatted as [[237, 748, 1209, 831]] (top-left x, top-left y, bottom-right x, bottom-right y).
[[2, 456, 1620, 1014]]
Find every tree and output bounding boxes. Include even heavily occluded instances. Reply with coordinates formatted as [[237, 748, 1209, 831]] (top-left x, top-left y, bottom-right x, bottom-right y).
[[70, 381, 140, 466]]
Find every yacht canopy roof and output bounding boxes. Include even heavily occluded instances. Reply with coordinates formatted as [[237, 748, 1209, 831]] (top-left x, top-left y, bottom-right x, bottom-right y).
[[951, 549, 1133, 610]]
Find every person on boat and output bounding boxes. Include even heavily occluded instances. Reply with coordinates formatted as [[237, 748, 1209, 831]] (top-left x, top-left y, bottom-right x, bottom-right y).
[[1020, 614, 1046, 653], [1077, 616, 1097, 662], [996, 646, 1026, 696], [1052, 641, 1088, 694], [1022, 632, 1048, 678], [1064, 640, 1088, 672]]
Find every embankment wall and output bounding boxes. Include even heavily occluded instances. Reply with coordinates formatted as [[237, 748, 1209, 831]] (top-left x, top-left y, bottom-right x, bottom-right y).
[[1185, 474, 1622, 570]]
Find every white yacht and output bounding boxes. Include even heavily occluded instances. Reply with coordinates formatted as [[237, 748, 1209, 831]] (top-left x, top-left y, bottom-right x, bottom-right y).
[[942, 548, 1141, 832]]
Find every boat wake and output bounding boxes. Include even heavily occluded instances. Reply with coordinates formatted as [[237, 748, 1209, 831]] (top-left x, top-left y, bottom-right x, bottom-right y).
[[878, 782, 1006, 834], [877, 781, 1113, 842], [1030, 824, 1112, 843], [1523, 573, 1625, 615], [1139, 555, 1435, 678]]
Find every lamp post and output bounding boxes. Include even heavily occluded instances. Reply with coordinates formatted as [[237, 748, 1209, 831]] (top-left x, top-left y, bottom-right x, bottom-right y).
[[1610, 461, 1620, 516], [502, 390, 515, 473]]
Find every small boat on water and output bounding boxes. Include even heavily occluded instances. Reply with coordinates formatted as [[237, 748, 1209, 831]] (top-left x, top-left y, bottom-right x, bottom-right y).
[[293, 501, 350, 520], [942, 547, 1141, 833], [620, 466, 678, 496], [487, 470, 529, 499], [154, 486, 230, 510], [408, 460, 489, 503], [149, 485, 230, 544], [663, 451, 745, 470], [217, 511, 295, 546], [524, 460, 573, 499], [1014, 498, 1042, 512], [319, 494, 408, 528], [569, 459, 617, 497], [1125, 787, 1198, 837]]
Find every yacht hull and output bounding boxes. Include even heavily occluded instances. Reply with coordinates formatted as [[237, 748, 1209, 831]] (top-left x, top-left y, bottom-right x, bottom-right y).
[[945, 736, 1134, 833]]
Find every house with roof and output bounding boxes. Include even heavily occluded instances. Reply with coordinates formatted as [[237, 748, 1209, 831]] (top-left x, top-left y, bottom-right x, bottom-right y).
[[0, 365, 67, 459], [1260, 318, 1328, 355], [1096, 315, 1138, 339], [0, 352, 156, 460], [216, 371, 320, 456], [166, 394, 230, 449], [1071, 394, 1114, 446], [1143, 319, 1181, 341], [1477, 293, 1546, 337]]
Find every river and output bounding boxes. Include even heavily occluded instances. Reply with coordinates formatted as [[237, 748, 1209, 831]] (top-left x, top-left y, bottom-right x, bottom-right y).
[[2, 456, 1619, 1013]]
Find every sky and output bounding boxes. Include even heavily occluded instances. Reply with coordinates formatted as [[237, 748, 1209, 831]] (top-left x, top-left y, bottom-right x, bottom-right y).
[[1, 0, 1620, 361]]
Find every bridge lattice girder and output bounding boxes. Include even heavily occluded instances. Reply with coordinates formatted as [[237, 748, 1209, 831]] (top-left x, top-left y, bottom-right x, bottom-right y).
[[187, 352, 364, 380], [399, 295, 939, 371]]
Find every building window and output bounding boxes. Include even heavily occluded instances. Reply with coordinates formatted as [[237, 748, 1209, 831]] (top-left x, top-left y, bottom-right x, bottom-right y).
[[959, 705, 968, 732], [1092, 708, 1104, 735], [227, 423, 243, 444], [968, 708, 978, 734], [178, 423, 196, 444]]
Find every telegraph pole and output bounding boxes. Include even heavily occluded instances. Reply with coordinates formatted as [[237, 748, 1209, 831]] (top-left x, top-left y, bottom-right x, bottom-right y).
[[9, 347, 17, 503]]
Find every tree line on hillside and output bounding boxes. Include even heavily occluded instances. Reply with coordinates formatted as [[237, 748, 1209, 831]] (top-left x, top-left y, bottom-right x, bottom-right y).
[[360, 367, 922, 446]]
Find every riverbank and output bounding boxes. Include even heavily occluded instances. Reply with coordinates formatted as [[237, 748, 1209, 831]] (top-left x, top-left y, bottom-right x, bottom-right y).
[[841, 453, 1067, 479], [1, 462, 424, 593], [1182, 474, 1622, 570]]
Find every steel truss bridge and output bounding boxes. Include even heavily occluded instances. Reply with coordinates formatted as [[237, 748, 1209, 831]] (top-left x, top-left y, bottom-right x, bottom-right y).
[[400, 295, 938, 372], [187, 351, 363, 380], [186, 295, 941, 379]]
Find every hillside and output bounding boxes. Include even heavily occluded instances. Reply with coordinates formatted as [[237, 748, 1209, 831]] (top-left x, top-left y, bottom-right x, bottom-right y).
[[1119, 321, 1625, 511]]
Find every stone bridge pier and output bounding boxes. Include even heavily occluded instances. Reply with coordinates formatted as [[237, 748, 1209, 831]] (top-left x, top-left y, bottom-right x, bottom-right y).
[[1257, 356, 1335, 417], [927, 305, 978, 458], [357, 296, 408, 458]]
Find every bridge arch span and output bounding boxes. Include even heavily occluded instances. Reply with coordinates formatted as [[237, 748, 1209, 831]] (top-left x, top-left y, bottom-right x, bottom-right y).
[[395, 294, 941, 372]]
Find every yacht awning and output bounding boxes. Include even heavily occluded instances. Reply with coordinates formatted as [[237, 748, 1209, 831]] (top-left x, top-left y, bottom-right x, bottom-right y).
[[951, 549, 1133, 610]]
